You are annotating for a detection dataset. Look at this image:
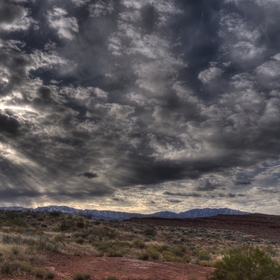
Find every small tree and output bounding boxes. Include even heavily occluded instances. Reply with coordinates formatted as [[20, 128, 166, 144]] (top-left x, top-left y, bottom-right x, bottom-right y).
[[208, 246, 280, 280]]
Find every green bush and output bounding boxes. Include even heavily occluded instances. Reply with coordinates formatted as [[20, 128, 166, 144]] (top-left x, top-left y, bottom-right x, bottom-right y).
[[169, 245, 186, 257], [188, 274, 199, 280], [199, 260, 209, 266], [76, 221, 85, 229], [162, 251, 182, 262], [195, 249, 210, 261], [20, 261, 31, 272], [105, 276, 119, 280], [45, 270, 55, 279], [49, 211, 61, 217], [147, 248, 160, 260], [54, 234, 65, 245], [1, 261, 20, 275], [107, 249, 123, 257], [144, 227, 157, 237], [11, 246, 19, 255], [138, 252, 150, 260], [76, 237, 84, 244], [33, 267, 46, 278], [208, 246, 280, 280], [72, 271, 90, 280], [133, 240, 145, 249]]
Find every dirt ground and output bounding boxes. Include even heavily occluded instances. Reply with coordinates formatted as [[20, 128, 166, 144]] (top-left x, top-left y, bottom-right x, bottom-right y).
[[0, 254, 214, 280], [46, 254, 214, 280]]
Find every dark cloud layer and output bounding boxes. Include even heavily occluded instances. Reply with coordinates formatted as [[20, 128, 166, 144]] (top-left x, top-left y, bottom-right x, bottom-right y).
[[1, 0, 280, 214]]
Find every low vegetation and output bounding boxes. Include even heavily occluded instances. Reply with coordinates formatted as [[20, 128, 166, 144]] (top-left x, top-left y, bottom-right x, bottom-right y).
[[208, 246, 280, 280], [0, 210, 279, 279]]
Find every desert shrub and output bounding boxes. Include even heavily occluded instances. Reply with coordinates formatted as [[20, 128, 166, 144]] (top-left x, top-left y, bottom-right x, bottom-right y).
[[49, 211, 61, 217], [46, 270, 55, 279], [183, 254, 191, 263], [95, 241, 129, 256], [266, 245, 277, 256], [72, 271, 90, 280], [54, 234, 65, 244], [160, 244, 169, 252], [0, 261, 20, 275], [20, 261, 32, 272], [37, 236, 59, 252], [107, 249, 123, 257], [76, 237, 84, 244], [208, 246, 280, 280], [60, 222, 71, 231], [169, 245, 186, 257], [133, 240, 145, 249], [147, 248, 160, 260], [105, 276, 119, 280], [144, 227, 157, 237], [76, 221, 85, 229], [106, 230, 118, 239], [14, 219, 28, 227], [195, 249, 210, 261], [138, 252, 150, 260], [199, 260, 209, 266], [11, 245, 19, 255], [162, 251, 182, 262], [2, 234, 59, 253], [33, 267, 46, 278], [188, 274, 199, 280]]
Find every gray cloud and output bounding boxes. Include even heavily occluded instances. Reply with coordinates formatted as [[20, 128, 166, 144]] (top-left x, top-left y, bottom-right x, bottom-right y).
[[0, 0, 280, 214], [79, 172, 98, 179], [235, 181, 251, 185], [167, 199, 182, 204], [164, 191, 202, 198]]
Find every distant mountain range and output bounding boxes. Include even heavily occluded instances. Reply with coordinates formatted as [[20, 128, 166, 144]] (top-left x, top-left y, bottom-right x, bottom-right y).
[[0, 206, 248, 221]]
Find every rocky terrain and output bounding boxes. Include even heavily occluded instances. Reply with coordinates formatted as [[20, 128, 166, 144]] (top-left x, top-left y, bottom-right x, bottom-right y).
[[0, 210, 279, 279], [126, 213, 280, 242]]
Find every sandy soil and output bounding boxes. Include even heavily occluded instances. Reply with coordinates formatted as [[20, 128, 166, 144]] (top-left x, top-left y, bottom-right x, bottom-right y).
[[0, 254, 214, 280]]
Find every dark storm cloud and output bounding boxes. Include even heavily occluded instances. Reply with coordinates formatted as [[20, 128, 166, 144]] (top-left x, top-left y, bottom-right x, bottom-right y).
[[215, 193, 246, 199], [79, 172, 98, 179], [197, 179, 220, 192], [0, 1, 25, 25], [167, 199, 182, 204], [112, 197, 124, 202], [1, 0, 280, 213], [0, 114, 20, 135], [164, 191, 202, 198], [235, 181, 251, 185]]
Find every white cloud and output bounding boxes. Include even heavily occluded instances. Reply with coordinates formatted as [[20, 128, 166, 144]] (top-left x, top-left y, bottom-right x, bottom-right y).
[[0, 5, 36, 32], [121, 0, 182, 26], [232, 41, 265, 61], [71, 0, 90, 7], [255, 54, 280, 88], [219, 13, 261, 42], [198, 67, 223, 84], [89, 0, 115, 17], [219, 12, 266, 63], [230, 73, 256, 90], [225, 0, 280, 7], [47, 8, 79, 40], [30, 50, 69, 71]]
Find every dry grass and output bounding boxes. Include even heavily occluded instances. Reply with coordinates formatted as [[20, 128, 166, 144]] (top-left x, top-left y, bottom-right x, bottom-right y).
[[0, 209, 279, 278]]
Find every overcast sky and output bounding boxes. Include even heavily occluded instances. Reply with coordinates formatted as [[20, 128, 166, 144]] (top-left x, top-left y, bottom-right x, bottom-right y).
[[1, 0, 280, 214]]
